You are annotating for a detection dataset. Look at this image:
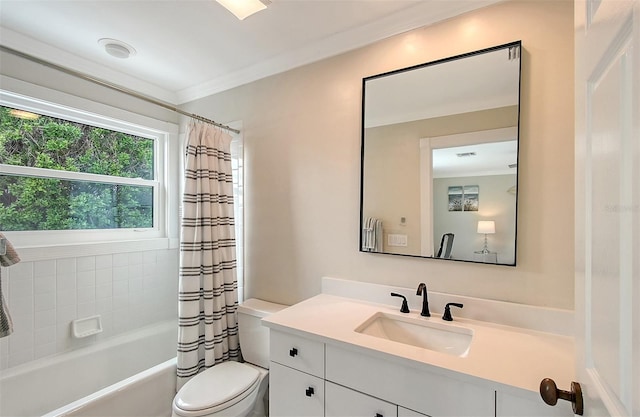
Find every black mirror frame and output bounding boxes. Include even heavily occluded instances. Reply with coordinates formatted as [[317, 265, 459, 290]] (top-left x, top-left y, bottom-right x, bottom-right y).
[[359, 41, 522, 266]]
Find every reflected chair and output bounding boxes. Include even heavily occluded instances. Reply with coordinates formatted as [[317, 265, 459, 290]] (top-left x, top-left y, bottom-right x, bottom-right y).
[[436, 233, 454, 259]]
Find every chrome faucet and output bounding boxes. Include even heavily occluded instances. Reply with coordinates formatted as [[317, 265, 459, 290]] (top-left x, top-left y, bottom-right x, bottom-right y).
[[416, 283, 430, 317]]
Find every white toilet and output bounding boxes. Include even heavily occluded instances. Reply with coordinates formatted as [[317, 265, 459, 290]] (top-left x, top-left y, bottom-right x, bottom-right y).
[[172, 298, 286, 417]]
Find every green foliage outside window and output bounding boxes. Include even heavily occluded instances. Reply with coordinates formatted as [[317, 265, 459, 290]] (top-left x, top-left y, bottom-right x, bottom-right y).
[[0, 106, 155, 231]]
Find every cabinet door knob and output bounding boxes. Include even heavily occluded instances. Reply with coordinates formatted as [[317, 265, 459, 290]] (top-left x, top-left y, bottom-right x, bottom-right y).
[[305, 387, 314, 397], [539, 378, 583, 415], [289, 348, 298, 357]]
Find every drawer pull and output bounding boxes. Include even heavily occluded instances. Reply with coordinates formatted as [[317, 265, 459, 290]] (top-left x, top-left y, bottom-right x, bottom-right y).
[[305, 387, 315, 397], [375, 414, 383, 417], [289, 348, 298, 357]]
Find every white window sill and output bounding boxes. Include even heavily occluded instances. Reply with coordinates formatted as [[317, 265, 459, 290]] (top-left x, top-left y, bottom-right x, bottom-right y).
[[12, 238, 179, 262]]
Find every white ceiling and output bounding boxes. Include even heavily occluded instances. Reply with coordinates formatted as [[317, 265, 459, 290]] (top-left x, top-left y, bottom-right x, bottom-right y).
[[0, 0, 501, 105], [432, 140, 518, 178]]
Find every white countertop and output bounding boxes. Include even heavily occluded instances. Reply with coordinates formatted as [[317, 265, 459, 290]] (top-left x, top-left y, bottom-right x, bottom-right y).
[[262, 293, 575, 394]]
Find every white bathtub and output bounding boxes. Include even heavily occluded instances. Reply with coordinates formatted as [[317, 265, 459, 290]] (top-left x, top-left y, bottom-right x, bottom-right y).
[[0, 320, 177, 417]]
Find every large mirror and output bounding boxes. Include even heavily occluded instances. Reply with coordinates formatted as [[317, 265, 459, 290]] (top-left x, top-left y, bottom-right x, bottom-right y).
[[360, 42, 521, 266]]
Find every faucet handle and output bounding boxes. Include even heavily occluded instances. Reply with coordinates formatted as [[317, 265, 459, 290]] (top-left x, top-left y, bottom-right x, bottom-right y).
[[390, 293, 410, 313], [442, 302, 464, 321]]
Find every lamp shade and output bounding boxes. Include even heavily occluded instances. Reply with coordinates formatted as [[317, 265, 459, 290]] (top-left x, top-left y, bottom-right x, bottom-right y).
[[477, 220, 495, 234]]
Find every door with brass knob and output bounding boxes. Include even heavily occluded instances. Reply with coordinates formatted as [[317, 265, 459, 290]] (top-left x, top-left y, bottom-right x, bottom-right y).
[[575, 0, 640, 415]]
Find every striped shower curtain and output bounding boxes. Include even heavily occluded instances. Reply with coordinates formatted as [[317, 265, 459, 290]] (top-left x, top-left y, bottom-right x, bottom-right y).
[[177, 121, 240, 390]]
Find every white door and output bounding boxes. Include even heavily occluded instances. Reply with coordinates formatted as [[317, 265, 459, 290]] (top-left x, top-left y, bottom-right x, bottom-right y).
[[575, 0, 639, 416]]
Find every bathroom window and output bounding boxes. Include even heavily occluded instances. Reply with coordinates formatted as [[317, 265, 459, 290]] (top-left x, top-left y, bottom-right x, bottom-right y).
[[230, 133, 244, 301], [0, 91, 171, 245]]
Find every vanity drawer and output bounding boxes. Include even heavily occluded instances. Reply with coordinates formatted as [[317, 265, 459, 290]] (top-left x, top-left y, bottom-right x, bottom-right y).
[[270, 329, 325, 377], [326, 381, 397, 417], [270, 361, 324, 417]]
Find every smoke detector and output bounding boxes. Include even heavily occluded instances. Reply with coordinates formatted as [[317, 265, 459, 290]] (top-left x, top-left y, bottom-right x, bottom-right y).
[[98, 38, 137, 59]]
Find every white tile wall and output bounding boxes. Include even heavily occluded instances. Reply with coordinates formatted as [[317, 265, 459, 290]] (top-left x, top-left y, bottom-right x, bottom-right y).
[[0, 248, 178, 370]]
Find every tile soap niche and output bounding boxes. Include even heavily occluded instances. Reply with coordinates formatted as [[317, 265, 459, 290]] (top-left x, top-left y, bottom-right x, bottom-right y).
[[72, 315, 103, 338]]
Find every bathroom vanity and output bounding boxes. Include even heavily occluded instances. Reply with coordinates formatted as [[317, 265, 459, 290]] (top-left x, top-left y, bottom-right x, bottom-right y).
[[263, 291, 574, 417]]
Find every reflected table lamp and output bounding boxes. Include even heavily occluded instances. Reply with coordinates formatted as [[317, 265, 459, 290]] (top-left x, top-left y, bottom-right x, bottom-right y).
[[477, 221, 495, 254]]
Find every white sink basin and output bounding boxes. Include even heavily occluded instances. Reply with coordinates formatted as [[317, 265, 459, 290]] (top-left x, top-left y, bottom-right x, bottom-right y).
[[354, 312, 473, 357]]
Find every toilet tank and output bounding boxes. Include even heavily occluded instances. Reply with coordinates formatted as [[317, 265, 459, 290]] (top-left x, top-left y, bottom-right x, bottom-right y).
[[237, 298, 287, 368]]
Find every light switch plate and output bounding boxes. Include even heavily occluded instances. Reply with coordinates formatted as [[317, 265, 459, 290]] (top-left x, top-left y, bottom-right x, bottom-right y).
[[388, 234, 408, 247]]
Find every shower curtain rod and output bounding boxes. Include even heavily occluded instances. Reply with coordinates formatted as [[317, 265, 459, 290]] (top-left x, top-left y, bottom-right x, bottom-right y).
[[0, 45, 240, 134]]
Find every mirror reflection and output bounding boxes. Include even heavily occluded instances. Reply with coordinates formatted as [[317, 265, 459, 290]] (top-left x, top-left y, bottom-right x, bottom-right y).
[[360, 42, 521, 265]]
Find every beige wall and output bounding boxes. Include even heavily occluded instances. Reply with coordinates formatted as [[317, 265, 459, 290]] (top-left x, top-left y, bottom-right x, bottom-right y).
[[183, 0, 575, 309], [363, 106, 518, 257], [362, 123, 421, 256]]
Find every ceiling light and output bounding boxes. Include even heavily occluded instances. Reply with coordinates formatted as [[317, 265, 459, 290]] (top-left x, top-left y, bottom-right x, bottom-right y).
[[98, 38, 137, 59], [216, 0, 270, 20]]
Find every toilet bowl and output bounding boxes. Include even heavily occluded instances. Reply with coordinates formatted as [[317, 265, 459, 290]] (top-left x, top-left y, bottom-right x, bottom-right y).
[[172, 362, 268, 417], [172, 299, 286, 417]]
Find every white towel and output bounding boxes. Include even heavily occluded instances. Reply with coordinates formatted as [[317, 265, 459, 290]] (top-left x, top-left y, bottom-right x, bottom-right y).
[[373, 219, 382, 252], [0, 233, 20, 338], [362, 217, 383, 252], [362, 218, 371, 250], [0, 275, 12, 338], [0, 233, 20, 267]]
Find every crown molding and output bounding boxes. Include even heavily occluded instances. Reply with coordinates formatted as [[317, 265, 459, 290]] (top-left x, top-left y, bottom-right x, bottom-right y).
[[2, 0, 502, 106], [176, 0, 502, 104]]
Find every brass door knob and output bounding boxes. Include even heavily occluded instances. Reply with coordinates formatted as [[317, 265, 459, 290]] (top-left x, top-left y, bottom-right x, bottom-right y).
[[539, 378, 584, 415]]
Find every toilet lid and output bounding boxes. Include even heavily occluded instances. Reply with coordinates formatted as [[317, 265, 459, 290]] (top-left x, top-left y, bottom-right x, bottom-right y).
[[175, 362, 260, 412]]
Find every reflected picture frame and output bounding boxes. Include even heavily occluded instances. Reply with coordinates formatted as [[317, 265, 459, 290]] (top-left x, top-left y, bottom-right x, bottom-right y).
[[447, 185, 479, 211]]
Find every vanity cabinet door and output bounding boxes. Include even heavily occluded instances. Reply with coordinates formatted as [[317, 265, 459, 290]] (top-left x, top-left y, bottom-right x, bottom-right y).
[[398, 407, 430, 417], [269, 362, 324, 417], [325, 381, 397, 417], [270, 329, 325, 378], [496, 389, 573, 417]]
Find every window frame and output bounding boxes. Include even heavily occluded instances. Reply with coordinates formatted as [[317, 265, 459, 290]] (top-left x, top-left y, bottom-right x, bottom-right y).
[[0, 90, 174, 249], [229, 124, 244, 302]]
